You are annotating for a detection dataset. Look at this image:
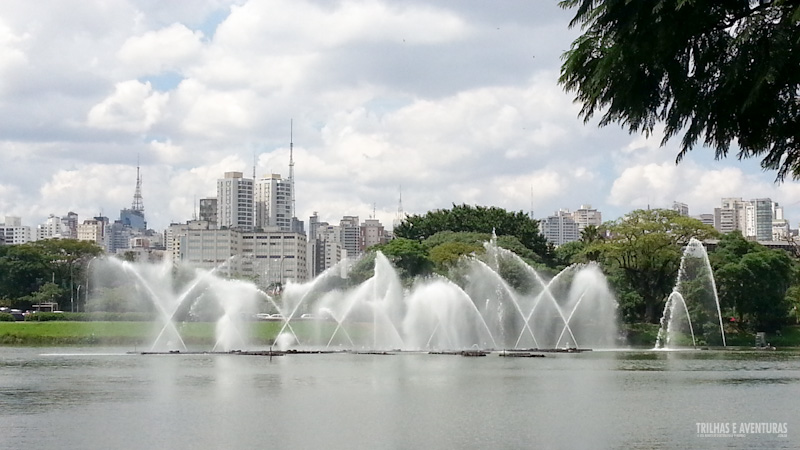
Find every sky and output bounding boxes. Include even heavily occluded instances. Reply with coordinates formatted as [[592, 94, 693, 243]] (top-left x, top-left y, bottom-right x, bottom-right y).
[[1, 0, 799, 232]]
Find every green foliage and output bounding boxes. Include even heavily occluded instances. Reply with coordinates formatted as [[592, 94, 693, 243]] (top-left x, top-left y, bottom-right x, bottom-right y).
[[429, 241, 484, 271], [711, 232, 796, 332], [0, 239, 103, 309], [560, 0, 800, 180], [599, 209, 718, 323], [374, 238, 433, 279], [554, 241, 586, 267], [0, 313, 14, 322], [395, 204, 550, 262], [559, 0, 800, 179]]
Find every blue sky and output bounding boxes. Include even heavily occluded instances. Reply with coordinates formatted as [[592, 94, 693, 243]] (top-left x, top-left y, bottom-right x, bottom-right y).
[[1, 0, 798, 231]]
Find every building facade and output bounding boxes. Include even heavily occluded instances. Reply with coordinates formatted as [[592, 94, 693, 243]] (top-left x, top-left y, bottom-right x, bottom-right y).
[[216, 171, 254, 231]]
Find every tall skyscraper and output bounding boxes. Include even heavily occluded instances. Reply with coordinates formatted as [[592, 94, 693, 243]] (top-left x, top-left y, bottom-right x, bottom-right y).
[[255, 174, 293, 231], [216, 171, 254, 231]]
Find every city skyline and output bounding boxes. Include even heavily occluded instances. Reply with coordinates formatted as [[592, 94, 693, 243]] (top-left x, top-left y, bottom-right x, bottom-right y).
[[1, 1, 800, 232]]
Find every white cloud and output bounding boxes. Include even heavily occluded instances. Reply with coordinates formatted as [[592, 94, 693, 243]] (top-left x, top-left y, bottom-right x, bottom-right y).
[[2, 0, 800, 233], [117, 23, 204, 75], [87, 80, 169, 133]]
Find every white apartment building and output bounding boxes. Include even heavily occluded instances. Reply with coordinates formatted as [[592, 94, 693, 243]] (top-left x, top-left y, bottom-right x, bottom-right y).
[[672, 201, 689, 216], [216, 171, 254, 231], [0, 216, 32, 244], [255, 174, 293, 231], [77, 218, 109, 249], [572, 205, 602, 231], [714, 197, 777, 241], [179, 226, 308, 287], [36, 215, 68, 241], [541, 209, 580, 246]]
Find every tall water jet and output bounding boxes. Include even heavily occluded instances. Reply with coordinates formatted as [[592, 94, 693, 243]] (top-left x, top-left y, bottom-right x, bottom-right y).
[[274, 237, 620, 351], [88, 256, 258, 351], [655, 238, 726, 349]]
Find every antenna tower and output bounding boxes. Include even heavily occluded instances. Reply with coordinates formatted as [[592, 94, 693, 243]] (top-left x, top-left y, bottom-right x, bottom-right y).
[[132, 156, 144, 212], [289, 119, 295, 220]]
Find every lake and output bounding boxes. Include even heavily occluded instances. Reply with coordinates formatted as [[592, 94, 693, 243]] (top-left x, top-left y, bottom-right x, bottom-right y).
[[1, 347, 798, 449]]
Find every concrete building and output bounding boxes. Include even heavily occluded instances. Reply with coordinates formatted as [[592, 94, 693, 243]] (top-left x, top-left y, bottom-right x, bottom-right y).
[[361, 218, 388, 250], [714, 197, 748, 235], [306, 215, 348, 279], [36, 214, 67, 240], [714, 197, 776, 241], [179, 226, 308, 287], [216, 171, 254, 231], [339, 216, 362, 257], [572, 205, 602, 231], [0, 216, 32, 244], [541, 209, 580, 246], [694, 213, 714, 226], [61, 212, 78, 239], [199, 198, 217, 224], [255, 174, 294, 231], [77, 217, 109, 250], [672, 201, 689, 216]]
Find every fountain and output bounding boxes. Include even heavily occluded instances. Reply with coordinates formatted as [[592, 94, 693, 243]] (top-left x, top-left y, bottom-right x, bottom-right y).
[[274, 236, 619, 351], [87, 235, 620, 353], [89, 257, 260, 352], [655, 238, 727, 349]]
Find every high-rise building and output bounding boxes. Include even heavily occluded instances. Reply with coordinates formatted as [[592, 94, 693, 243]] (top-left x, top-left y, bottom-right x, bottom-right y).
[[61, 212, 78, 239], [77, 217, 109, 250], [198, 198, 217, 224], [714, 197, 775, 241], [216, 171, 254, 231], [541, 209, 580, 246], [0, 216, 32, 244], [714, 198, 747, 234], [255, 174, 293, 231], [573, 204, 602, 230], [36, 214, 67, 240], [753, 198, 773, 241], [361, 218, 388, 250], [179, 226, 308, 286], [340, 216, 362, 257], [672, 201, 689, 216]]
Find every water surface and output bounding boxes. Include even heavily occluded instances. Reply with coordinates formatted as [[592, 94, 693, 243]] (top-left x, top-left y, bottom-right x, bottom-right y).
[[1, 347, 798, 449]]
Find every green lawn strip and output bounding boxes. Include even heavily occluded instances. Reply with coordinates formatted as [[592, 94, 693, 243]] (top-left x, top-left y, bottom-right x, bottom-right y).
[[4, 321, 799, 347]]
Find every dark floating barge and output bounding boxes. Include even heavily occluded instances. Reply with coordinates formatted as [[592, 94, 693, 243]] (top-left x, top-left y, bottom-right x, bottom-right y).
[[509, 348, 592, 353], [132, 347, 592, 357], [499, 352, 546, 358]]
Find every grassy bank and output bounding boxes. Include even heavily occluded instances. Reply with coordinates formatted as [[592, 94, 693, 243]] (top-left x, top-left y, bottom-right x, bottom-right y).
[[3, 320, 800, 347], [0, 321, 285, 346]]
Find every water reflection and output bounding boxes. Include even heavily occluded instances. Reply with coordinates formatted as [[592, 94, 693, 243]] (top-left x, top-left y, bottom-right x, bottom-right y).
[[0, 348, 798, 449]]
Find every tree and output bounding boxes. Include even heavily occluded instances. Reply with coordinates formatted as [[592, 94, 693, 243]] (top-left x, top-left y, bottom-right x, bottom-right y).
[[597, 209, 718, 323], [0, 239, 103, 309], [711, 232, 796, 331], [559, 0, 800, 180], [371, 238, 434, 281], [395, 204, 551, 262]]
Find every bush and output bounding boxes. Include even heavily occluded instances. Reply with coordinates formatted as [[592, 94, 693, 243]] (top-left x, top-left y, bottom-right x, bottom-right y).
[[0, 313, 14, 322]]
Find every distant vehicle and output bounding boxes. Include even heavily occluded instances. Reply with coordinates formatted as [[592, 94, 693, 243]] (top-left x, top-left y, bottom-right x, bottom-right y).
[[270, 314, 284, 320], [300, 314, 315, 319], [255, 313, 271, 320]]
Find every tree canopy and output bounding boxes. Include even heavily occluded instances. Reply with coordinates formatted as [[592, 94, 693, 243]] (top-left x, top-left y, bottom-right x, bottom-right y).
[[394, 204, 551, 262], [594, 209, 718, 322], [559, 0, 800, 180], [711, 232, 797, 331]]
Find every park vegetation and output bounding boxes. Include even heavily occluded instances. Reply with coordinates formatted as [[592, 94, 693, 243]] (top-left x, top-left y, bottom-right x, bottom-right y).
[[1, 206, 799, 340]]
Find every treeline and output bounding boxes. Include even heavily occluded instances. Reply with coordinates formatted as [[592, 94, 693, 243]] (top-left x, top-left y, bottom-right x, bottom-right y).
[[0, 239, 104, 311], [386, 206, 800, 332]]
